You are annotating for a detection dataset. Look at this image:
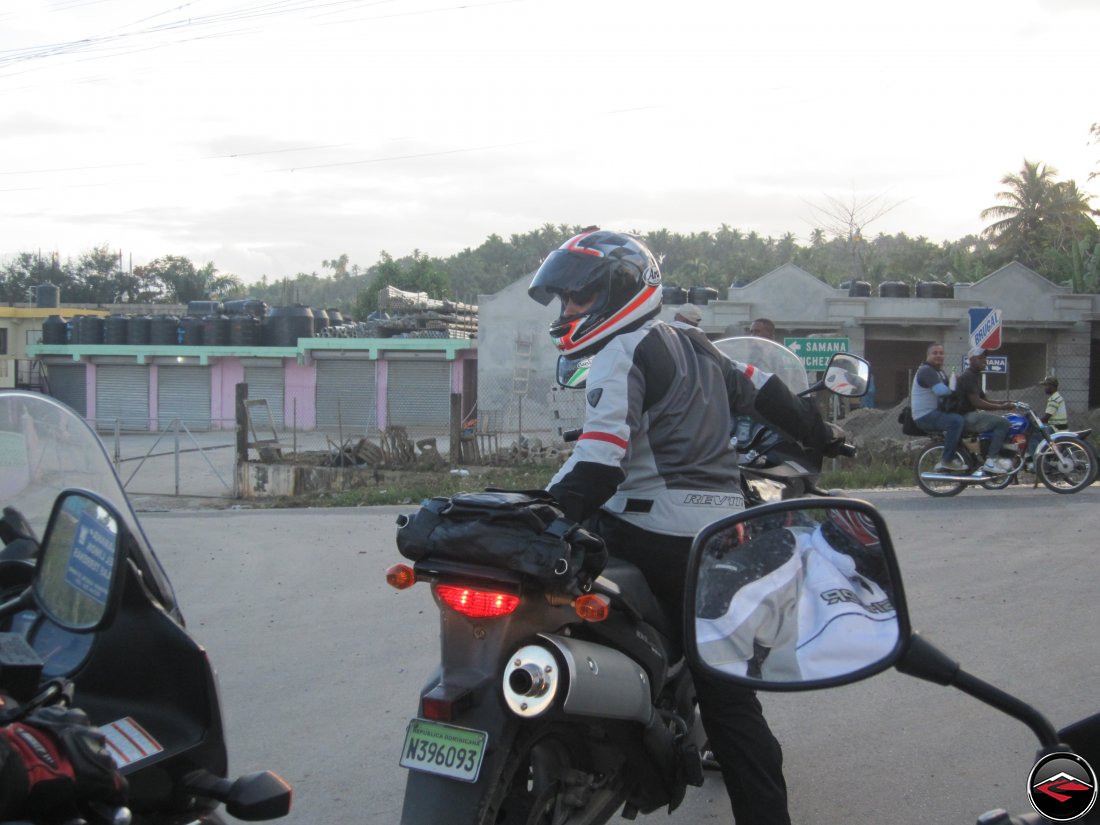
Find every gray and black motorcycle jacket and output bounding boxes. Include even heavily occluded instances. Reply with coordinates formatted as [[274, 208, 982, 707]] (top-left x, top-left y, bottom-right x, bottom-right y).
[[548, 319, 831, 537]]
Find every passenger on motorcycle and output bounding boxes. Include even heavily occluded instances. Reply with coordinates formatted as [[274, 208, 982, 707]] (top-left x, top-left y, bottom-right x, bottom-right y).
[[695, 509, 897, 682], [528, 229, 844, 825], [909, 342, 966, 471], [958, 347, 1016, 474], [0, 701, 126, 820]]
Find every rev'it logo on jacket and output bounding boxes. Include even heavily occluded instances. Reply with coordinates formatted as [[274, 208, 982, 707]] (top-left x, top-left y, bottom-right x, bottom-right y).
[[682, 493, 744, 507], [587, 388, 603, 407]]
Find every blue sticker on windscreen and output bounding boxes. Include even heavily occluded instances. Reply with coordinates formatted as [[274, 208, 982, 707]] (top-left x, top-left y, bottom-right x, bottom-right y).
[[64, 511, 116, 605]]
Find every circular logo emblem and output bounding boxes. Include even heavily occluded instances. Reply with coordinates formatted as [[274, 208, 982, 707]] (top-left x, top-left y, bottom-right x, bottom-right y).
[[1027, 752, 1097, 822]]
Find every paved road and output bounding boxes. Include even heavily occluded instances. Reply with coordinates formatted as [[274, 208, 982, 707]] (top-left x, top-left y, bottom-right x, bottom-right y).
[[141, 486, 1100, 824]]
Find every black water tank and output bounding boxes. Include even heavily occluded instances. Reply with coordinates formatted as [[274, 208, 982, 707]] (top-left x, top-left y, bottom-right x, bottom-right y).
[[187, 300, 222, 317], [265, 305, 314, 347], [688, 286, 719, 305], [312, 308, 329, 335], [178, 316, 204, 345], [878, 281, 911, 298], [68, 315, 86, 344], [104, 315, 130, 345], [223, 299, 268, 319], [916, 280, 953, 299], [326, 308, 345, 325], [35, 284, 60, 309], [150, 315, 179, 345], [42, 315, 68, 345], [127, 315, 152, 345], [76, 315, 105, 345], [229, 315, 262, 346], [662, 285, 687, 305], [203, 315, 230, 346], [840, 280, 872, 297]]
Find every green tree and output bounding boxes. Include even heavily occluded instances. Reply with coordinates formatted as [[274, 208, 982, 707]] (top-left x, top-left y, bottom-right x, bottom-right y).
[[981, 159, 1099, 285], [134, 256, 242, 303], [0, 252, 67, 303], [980, 159, 1060, 270], [354, 251, 451, 319], [69, 246, 125, 303]]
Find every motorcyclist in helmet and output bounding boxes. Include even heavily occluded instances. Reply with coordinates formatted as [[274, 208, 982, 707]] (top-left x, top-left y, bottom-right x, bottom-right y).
[[529, 228, 845, 825]]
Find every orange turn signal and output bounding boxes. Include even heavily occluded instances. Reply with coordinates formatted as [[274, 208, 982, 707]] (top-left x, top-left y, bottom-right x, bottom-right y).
[[574, 593, 610, 622], [386, 563, 417, 590]]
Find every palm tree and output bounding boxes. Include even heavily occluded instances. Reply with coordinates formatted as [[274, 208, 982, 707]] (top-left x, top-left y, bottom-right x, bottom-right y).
[[1044, 179, 1098, 250], [980, 159, 1060, 268]]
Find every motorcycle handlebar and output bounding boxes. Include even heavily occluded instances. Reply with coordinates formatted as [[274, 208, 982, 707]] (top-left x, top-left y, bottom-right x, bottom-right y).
[[835, 442, 857, 459]]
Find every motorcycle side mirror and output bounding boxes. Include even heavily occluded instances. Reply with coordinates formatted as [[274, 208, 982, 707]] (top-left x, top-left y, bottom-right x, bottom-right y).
[[684, 498, 1063, 749], [556, 354, 593, 389], [684, 498, 909, 691], [803, 352, 871, 397], [33, 491, 125, 633]]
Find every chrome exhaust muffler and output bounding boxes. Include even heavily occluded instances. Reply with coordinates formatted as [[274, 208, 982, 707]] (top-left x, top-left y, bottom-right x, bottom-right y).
[[503, 633, 652, 724], [920, 471, 988, 483]]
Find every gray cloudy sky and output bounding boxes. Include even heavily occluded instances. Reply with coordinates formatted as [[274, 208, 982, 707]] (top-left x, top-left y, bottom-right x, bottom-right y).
[[2, 0, 1097, 285]]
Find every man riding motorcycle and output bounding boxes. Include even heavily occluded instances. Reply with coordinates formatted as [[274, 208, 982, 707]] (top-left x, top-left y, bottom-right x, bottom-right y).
[[528, 228, 846, 825]]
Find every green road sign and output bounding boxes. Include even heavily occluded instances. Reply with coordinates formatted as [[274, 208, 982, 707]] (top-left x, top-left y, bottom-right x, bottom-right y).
[[783, 337, 850, 370]]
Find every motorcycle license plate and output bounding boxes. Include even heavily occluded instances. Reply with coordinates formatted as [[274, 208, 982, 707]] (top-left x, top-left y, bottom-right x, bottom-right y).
[[399, 719, 487, 783]]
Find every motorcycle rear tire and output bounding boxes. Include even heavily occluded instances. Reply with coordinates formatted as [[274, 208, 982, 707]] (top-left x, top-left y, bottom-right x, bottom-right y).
[[913, 444, 966, 497], [479, 725, 622, 825], [1036, 436, 1095, 494]]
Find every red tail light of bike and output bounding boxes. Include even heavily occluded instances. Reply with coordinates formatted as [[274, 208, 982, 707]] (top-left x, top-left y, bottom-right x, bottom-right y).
[[435, 584, 520, 618], [386, 563, 417, 590]]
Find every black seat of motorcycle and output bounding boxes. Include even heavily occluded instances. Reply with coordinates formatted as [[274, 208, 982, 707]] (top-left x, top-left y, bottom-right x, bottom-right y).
[[601, 557, 677, 642]]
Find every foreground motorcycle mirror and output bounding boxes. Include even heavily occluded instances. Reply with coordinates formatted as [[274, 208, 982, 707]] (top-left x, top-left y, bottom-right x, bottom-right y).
[[803, 352, 870, 397], [684, 498, 908, 691], [556, 354, 593, 389], [33, 491, 125, 633], [684, 498, 1062, 749]]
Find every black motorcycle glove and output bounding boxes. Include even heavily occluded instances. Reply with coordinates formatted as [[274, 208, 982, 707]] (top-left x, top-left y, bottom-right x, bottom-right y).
[[820, 422, 850, 458], [0, 704, 127, 818]]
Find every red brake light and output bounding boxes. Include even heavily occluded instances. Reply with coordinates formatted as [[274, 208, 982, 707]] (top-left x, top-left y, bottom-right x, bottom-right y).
[[421, 696, 454, 722], [435, 584, 519, 618]]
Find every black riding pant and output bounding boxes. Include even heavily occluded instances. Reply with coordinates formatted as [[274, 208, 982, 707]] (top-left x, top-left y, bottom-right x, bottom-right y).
[[592, 511, 791, 825]]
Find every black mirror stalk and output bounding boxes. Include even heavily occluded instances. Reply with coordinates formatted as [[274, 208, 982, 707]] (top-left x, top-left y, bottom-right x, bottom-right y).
[[898, 633, 1059, 749]]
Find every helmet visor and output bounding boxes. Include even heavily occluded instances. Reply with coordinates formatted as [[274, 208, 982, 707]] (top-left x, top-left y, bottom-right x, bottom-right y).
[[528, 249, 608, 306]]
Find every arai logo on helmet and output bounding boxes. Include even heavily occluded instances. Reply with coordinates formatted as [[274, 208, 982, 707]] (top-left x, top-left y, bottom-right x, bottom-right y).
[[642, 265, 661, 287]]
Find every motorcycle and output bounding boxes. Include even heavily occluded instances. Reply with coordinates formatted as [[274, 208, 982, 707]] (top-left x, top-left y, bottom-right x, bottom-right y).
[[683, 497, 1100, 824], [0, 390, 292, 824], [388, 349, 869, 825], [913, 401, 1096, 497]]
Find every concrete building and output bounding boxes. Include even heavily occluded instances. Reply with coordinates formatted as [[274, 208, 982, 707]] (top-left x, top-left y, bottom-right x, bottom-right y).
[[25, 336, 475, 434], [1, 306, 108, 391]]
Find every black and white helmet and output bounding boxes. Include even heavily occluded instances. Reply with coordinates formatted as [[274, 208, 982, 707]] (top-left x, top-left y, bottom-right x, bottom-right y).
[[528, 229, 662, 357]]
